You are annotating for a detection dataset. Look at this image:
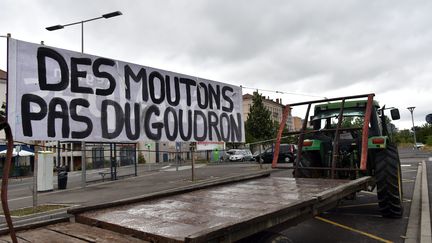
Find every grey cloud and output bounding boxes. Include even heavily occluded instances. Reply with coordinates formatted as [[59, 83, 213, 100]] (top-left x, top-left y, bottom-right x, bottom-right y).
[[1, 0, 431, 128]]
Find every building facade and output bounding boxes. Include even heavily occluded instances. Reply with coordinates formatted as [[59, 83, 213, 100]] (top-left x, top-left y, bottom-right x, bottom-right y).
[[292, 116, 304, 131], [242, 93, 294, 131]]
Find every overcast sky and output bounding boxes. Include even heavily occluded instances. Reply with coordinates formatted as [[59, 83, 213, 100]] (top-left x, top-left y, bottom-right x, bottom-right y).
[[1, 0, 431, 130]]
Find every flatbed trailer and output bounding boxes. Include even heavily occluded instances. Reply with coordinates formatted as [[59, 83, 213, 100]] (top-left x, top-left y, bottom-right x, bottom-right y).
[[62, 172, 372, 243], [0, 171, 373, 242]]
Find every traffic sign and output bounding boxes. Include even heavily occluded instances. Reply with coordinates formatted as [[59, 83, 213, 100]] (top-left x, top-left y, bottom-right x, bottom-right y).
[[426, 114, 432, 124]]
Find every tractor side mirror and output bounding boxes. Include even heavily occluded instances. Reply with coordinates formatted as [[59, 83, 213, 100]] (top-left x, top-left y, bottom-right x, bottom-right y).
[[390, 108, 400, 120]]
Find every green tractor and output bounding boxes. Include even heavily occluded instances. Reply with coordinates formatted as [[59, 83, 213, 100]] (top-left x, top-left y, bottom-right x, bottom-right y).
[[272, 94, 403, 218]]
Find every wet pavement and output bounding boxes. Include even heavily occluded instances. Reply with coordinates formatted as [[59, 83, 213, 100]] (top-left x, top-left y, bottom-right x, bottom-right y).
[[0, 163, 266, 228], [263, 149, 428, 243], [76, 177, 370, 242], [0, 148, 430, 242]]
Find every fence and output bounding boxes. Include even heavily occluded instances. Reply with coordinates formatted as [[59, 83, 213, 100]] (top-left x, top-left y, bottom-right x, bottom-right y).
[[0, 141, 267, 181]]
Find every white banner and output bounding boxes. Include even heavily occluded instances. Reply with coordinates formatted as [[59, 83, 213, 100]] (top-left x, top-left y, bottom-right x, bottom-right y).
[[196, 141, 225, 151], [7, 39, 244, 143]]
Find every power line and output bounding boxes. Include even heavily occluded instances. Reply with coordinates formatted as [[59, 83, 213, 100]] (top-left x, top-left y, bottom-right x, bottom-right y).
[[240, 85, 327, 99]]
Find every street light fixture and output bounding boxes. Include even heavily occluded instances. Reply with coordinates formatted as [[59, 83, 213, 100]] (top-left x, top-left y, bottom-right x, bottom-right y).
[[45, 25, 64, 31], [45, 11, 122, 53], [407, 107, 417, 149], [0, 33, 11, 38]]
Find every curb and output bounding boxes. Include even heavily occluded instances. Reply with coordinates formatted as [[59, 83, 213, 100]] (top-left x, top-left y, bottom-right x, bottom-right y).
[[405, 163, 422, 243], [0, 211, 70, 235], [421, 161, 431, 243], [405, 161, 432, 243]]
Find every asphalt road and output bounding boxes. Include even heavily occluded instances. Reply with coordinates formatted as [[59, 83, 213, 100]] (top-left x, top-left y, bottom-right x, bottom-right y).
[[255, 148, 430, 243], [1, 148, 430, 242], [274, 158, 416, 242], [4, 162, 173, 201]]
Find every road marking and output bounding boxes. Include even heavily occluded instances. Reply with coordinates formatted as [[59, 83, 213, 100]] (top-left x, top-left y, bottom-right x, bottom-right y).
[[338, 198, 410, 210], [402, 179, 415, 183], [322, 212, 383, 218], [402, 170, 418, 173], [161, 164, 206, 171], [7, 195, 32, 202], [338, 202, 378, 208], [315, 216, 393, 243], [401, 164, 412, 167]]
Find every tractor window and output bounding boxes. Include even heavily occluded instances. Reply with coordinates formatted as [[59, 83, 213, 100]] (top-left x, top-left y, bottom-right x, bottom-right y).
[[313, 116, 365, 130], [312, 109, 365, 121], [311, 110, 381, 137], [308, 102, 383, 138]]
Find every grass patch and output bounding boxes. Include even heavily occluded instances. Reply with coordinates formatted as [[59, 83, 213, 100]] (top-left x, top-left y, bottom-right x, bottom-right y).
[[7, 204, 68, 217], [423, 145, 432, 152]]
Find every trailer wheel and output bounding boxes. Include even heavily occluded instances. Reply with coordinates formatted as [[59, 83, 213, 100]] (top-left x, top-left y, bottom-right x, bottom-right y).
[[374, 144, 403, 218], [296, 152, 322, 178]]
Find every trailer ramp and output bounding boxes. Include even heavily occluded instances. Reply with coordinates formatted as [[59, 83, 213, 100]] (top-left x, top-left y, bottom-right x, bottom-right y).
[[75, 176, 372, 242]]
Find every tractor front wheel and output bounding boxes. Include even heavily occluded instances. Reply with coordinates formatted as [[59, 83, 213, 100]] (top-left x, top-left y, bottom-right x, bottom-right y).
[[374, 144, 403, 218]]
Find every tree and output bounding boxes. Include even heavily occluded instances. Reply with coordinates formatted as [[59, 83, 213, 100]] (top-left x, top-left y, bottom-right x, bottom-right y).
[[394, 124, 432, 145], [245, 92, 276, 143], [394, 129, 412, 144], [415, 124, 432, 144], [340, 117, 364, 128]]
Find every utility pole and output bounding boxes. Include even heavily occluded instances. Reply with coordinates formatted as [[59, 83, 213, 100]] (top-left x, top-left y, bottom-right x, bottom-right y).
[[46, 11, 123, 187], [190, 142, 196, 182], [407, 107, 417, 149]]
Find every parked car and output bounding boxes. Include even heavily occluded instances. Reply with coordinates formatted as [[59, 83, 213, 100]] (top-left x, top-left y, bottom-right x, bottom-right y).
[[218, 150, 231, 162], [241, 149, 254, 161], [414, 143, 425, 150], [255, 144, 297, 163], [228, 149, 254, 162]]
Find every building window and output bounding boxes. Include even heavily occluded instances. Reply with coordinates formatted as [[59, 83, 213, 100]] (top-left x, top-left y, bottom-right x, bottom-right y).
[[119, 146, 135, 166], [92, 147, 104, 169]]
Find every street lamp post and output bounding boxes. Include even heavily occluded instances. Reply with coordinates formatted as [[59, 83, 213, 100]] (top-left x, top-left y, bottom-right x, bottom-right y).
[[46, 11, 122, 53], [407, 107, 417, 149], [46, 11, 122, 187]]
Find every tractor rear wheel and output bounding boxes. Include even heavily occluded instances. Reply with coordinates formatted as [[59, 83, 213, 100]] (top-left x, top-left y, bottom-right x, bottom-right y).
[[374, 144, 403, 218], [296, 152, 322, 178]]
